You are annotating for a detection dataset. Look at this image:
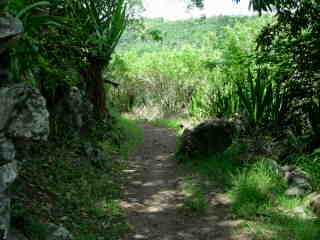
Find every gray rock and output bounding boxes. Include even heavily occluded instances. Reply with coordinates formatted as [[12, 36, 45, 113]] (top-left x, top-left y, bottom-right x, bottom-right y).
[[281, 165, 295, 172], [0, 85, 26, 132], [281, 165, 311, 197], [286, 169, 310, 184], [47, 224, 73, 240], [0, 193, 11, 239], [83, 142, 106, 167], [0, 14, 23, 39], [0, 161, 17, 192], [67, 87, 84, 129], [292, 206, 308, 218], [0, 84, 50, 141], [0, 13, 23, 54], [179, 118, 235, 157], [290, 175, 310, 187], [54, 87, 93, 135], [285, 185, 310, 197], [309, 193, 320, 217], [0, 136, 15, 163]]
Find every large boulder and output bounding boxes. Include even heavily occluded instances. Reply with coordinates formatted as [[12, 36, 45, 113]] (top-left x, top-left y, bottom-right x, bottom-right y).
[[0, 84, 50, 141], [0, 13, 23, 39], [179, 118, 235, 158]]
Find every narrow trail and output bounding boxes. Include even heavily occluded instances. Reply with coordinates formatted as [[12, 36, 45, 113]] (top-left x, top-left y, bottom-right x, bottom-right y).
[[121, 124, 247, 240]]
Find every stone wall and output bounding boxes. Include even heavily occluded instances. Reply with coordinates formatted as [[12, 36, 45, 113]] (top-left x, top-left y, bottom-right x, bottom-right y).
[[0, 84, 50, 239], [0, 5, 90, 239]]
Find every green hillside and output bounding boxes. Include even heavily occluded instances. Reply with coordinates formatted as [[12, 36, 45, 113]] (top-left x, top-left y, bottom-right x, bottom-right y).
[[118, 16, 272, 53]]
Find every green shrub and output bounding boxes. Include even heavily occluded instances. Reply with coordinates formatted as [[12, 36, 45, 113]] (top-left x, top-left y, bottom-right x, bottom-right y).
[[229, 160, 286, 218], [236, 68, 282, 127], [295, 148, 320, 191], [180, 144, 246, 185]]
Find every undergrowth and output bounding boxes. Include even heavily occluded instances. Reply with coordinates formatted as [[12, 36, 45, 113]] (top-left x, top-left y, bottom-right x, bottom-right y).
[[179, 144, 320, 240], [295, 148, 320, 192], [11, 116, 143, 240]]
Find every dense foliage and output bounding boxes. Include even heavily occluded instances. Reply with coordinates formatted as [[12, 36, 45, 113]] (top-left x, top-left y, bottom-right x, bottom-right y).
[[108, 16, 272, 121], [4, 0, 127, 122], [184, 0, 320, 137], [1, 0, 320, 239], [111, 0, 320, 141], [256, 0, 320, 137]]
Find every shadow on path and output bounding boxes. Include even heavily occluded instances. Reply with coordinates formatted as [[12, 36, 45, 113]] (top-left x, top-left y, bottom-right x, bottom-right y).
[[122, 124, 247, 240]]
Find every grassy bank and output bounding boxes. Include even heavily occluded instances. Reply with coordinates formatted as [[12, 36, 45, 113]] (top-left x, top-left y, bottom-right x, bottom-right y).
[[179, 146, 320, 240], [11, 117, 143, 240]]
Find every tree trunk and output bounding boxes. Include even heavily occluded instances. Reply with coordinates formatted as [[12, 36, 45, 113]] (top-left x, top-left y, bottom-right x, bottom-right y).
[[82, 57, 107, 120]]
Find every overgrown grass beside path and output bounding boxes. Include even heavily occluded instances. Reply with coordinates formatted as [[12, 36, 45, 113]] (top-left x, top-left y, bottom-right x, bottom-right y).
[[179, 145, 320, 240], [11, 117, 143, 240]]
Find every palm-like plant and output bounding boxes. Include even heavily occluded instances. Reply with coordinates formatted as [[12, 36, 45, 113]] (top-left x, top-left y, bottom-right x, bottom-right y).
[[66, 0, 127, 118], [236, 68, 274, 127], [7, 0, 127, 119], [6, 1, 63, 83]]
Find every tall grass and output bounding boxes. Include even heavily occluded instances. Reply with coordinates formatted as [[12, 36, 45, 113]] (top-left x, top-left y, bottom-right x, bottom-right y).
[[182, 151, 320, 240], [107, 16, 273, 121], [229, 160, 286, 217]]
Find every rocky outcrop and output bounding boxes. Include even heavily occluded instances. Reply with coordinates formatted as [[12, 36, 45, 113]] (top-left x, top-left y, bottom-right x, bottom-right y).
[[0, 84, 49, 239], [261, 160, 313, 198], [1, 8, 69, 239], [0, 84, 50, 141], [1, 10, 24, 238], [66, 87, 93, 131], [52, 86, 93, 136], [179, 118, 235, 158]]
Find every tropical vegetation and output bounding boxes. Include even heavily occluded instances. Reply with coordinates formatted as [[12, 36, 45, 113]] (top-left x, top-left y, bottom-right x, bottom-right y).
[[1, 0, 320, 239]]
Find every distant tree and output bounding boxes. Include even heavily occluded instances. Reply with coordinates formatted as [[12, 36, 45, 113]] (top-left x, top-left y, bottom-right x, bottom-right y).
[[256, 0, 320, 138], [188, 0, 275, 14]]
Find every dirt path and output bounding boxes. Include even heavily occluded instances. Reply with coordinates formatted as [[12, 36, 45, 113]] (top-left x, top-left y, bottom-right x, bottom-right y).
[[121, 124, 247, 240]]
